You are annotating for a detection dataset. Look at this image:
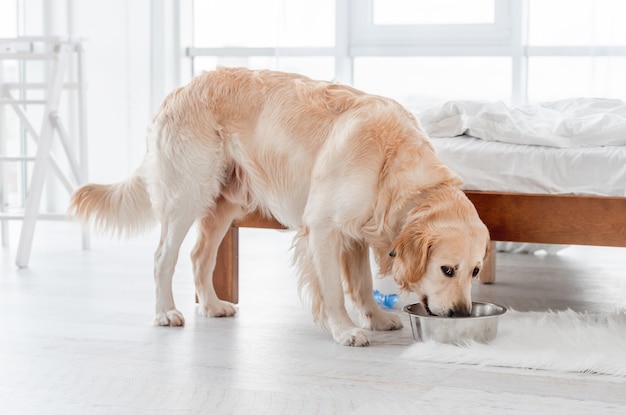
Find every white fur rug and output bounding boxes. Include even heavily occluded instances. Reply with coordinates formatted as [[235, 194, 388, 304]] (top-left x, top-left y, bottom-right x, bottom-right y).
[[403, 309, 626, 376]]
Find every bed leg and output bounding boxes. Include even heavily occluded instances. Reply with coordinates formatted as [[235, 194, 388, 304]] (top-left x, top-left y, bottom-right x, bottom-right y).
[[196, 225, 239, 304], [479, 241, 497, 284]]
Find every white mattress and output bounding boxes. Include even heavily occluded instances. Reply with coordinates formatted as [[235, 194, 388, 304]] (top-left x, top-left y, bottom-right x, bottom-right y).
[[431, 135, 626, 197]]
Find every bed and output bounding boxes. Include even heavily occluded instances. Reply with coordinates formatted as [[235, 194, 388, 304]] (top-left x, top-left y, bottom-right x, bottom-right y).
[[427, 98, 626, 255], [211, 98, 626, 303]]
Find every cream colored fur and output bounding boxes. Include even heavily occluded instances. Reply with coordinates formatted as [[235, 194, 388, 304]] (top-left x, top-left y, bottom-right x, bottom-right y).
[[70, 67, 490, 346]]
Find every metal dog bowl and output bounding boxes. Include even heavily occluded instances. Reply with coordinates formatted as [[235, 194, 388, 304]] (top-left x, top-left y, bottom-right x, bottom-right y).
[[403, 302, 506, 344]]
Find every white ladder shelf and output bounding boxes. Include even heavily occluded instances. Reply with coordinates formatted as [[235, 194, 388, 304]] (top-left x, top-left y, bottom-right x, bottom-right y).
[[0, 36, 89, 267]]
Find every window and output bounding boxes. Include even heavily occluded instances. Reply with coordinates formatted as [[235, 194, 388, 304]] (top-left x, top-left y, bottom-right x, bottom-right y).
[[192, 0, 334, 48], [372, 0, 495, 25], [528, 57, 626, 102], [0, 0, 18, 37], [528, 0, 626, 46], [350, 0, 511, 48], [184, 0, 338, 83], [526, 0, 626, 103], [184, 0, 626, 108], [353, 57, 511, 111], [192, 56, 335, 83]]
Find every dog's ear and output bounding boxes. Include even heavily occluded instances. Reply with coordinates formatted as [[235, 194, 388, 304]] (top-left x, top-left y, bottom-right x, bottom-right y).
[[483, 240, 491, 261], [392, 223, 435, 290]]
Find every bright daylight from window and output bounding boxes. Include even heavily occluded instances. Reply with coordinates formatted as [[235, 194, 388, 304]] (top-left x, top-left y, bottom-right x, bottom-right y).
[[186, 0, 626, 110], [373, 0, 495, 25]]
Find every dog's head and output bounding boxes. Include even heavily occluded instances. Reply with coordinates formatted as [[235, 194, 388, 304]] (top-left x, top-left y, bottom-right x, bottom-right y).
[[390, 189, 490, 317]]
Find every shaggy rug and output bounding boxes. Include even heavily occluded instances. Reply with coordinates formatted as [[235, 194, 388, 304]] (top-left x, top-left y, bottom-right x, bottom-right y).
[[403, 309, 626, 376]]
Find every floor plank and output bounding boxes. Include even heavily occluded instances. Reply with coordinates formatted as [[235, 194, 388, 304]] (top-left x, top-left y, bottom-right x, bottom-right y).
[[1, 222, 625, 414]]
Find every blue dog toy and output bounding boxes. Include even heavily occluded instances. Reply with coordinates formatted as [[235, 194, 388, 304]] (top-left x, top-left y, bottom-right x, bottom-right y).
[[373, 290, 399, 308]]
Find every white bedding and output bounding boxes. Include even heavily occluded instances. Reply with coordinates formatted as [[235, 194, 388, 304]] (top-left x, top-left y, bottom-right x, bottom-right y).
[[430, 136, 626, 197], [419, 98, 626, 148], [417, 98, 626, 197]]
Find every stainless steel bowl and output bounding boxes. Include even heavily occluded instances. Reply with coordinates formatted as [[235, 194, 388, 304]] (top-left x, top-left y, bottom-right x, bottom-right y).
[[403, 302, 507, 344]]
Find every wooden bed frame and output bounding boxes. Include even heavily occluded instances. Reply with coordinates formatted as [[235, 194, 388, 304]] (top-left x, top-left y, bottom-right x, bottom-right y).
[[212, 191, 626, 303]]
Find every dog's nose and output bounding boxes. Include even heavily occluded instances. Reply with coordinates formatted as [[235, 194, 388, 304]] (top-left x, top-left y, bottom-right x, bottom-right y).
[[449, 304, 471, 317]]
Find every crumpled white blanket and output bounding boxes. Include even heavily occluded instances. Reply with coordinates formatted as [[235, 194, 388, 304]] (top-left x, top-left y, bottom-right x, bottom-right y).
[[418, 98, 626, 148]]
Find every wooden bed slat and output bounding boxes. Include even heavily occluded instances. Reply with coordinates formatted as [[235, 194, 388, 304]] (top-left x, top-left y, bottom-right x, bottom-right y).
[[234, 210, 287, 230], [213, 191, 626, 303], [466, 191, 626, 247], [233, 191, 626, 247]]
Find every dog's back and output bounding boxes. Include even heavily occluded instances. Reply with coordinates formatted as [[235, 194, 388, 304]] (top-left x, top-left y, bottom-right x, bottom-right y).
[[144, 67, 411, 228]]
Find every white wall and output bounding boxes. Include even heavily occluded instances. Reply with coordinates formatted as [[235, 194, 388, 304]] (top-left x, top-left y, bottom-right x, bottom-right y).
[[70, 0, 152, 183]]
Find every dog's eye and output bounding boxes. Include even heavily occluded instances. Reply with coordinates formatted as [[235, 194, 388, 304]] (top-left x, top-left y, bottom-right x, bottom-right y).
[[472, 267, 480, 277], [441, 266, 455, 277]]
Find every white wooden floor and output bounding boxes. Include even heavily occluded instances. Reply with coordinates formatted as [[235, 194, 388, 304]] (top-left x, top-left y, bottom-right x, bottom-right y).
[[1, 221, 625, 414]]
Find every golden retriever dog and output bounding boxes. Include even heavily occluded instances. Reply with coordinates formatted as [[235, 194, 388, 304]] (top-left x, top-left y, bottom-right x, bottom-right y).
[[70, 67, 490, 346]]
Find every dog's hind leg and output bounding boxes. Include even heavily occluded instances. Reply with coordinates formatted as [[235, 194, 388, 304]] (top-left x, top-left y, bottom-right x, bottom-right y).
[[153, 210, 196, 326], [341, 241, 403, 331], [192, 196, 241, 318]]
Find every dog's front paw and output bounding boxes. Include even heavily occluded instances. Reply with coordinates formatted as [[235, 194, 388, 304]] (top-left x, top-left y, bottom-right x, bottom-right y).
[[362, 310, 403, 331], [332, 326, 370, 347], [154, 309, 185, 326], [198, 300, 237, 318]]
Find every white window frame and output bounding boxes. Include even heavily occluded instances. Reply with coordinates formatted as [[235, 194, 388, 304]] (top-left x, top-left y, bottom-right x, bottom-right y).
[[348, 0, 528, 104], [183, 0, 351, 83], [182, 0, 626, 105], [184, 0, 522, 99], [349, 0, 513, 51]]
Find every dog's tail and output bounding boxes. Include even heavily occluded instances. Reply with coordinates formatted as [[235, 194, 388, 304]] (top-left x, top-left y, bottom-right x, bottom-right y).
[[69, 170, 155, 237]]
